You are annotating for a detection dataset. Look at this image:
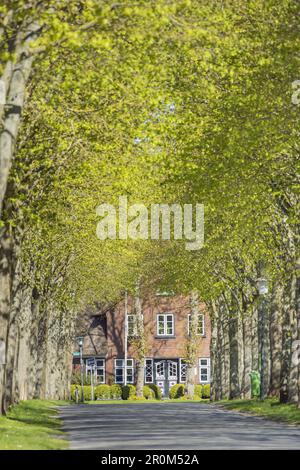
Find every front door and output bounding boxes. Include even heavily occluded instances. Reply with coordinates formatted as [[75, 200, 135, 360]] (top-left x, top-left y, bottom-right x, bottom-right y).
[[154, 359, 178, 397]]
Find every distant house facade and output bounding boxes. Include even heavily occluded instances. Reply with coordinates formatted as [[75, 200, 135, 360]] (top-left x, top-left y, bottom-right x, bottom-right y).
[[73, 294, 211, 397]]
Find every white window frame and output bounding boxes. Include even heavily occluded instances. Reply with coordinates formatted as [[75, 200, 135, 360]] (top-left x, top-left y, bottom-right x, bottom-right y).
[[188, 313, 205, 336], [179, 358, 187, 383], [126, 314, 143, 337], [157, 313, 174, 336], [114, 358, 134, 384], [145, 358, 153, 383], [85, 357, 105, 384], [199, 357, 210, 384]]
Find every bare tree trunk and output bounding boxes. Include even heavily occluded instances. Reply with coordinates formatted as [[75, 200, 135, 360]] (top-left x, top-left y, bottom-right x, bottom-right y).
[[280, 279, 293, 403], [0, 22, 39, 217], [0, 226, 12, 414], [269, 281, 283, 397], [133, 284, 145, 397], [185, 291, 199, 398], [241, 312, 252, 399]]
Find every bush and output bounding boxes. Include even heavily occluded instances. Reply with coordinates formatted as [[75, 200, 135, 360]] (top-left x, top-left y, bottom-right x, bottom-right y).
[[70, 385, 92, 401], [194, 384, 202, 398], [110, 384, 122, 399], [148, 384, 162, 400], [202, 384, 211, 398], [95, 384, 111, 400], [143, 385, 155, 400], [83, 385, 92, 400], [130, 395, 145, 401], [122, 384, 136, 400], [169, 384, 184, 399]]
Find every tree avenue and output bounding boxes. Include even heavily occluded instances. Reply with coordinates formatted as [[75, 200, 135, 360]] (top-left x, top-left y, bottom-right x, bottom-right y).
[[0, 0, 299, 414]]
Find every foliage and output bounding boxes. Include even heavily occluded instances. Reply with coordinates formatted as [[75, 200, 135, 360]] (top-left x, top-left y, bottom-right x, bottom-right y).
[[110, 384, 122, 400], [122, 385, 136, 400], [169, 384, 185, 399], [95, 385, 111, 400], [148, 384, 162, 400], [194, 385, 203, 398], [143, 385, 155, 400], [202, 385, 211, 399]]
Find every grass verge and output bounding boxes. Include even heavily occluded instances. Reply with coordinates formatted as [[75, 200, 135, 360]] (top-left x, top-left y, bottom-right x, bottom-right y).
[[218, 398, 300, 425], [0, 399, 69, 450]]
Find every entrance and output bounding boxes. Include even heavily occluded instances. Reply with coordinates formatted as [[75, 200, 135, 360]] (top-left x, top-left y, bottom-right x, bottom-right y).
[[154, 359, 178, 397]]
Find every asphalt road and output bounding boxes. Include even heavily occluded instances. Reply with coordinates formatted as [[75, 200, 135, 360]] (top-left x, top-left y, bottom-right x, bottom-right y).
[[59, 403, 300, 450]]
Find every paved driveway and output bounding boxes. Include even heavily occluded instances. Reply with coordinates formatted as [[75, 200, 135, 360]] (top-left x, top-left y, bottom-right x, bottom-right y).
[[59, 402, 300, 450]]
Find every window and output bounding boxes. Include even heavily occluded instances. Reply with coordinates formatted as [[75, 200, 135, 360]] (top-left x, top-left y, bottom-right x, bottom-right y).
[[157, 313, 174, 336], [114, 359, 134, 384], [126, 314, 143, 337], [188, 313, 205, 336], [199, 358, 210, 383], [85, 357, 105, 384], [145, 359, 153, 383], [179, 358, 187, 383]]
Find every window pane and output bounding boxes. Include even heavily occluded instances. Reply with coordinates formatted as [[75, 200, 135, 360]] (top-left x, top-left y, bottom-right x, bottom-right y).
[[116, 359, 123, 367], [200, 359, 208, 366], [127, 359, 133, 366], [158, 316, 165, 335]]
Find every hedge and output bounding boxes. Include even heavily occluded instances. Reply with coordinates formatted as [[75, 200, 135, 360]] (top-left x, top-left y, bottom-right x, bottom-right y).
[[110, 384, 122, 399], [202, 384, 210, 398], [148, 384, 162, 400], [143, 385, 155, 400], [122, 384, 136, 400], [194, 384, 202, 398], [95, 384, 111, 399], [169, 384, 184, 399]]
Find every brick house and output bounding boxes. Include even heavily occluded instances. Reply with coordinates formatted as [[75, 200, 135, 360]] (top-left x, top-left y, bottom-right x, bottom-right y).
[[73, 294, 211, 397]]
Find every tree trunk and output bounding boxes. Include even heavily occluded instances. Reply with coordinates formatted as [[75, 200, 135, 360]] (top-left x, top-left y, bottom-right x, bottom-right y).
[[0, 22, 39, 217], [185, 291, 199, 398], [269, 281, 283, 397], [134, 286, 145, 397]]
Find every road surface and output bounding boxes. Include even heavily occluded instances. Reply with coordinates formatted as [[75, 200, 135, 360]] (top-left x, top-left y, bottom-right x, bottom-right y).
[[59, 402, 300, 450]]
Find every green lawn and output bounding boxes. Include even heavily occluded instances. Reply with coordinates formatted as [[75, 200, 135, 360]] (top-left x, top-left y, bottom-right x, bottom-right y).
[[0, 399, 69, 450], [218, 398, 300, 425]]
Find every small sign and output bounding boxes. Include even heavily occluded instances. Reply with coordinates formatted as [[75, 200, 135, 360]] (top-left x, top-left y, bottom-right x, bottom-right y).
[[73, 351, 80, 357]]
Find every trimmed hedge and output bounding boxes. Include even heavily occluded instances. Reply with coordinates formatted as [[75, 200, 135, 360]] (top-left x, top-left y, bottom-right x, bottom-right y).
[[148, 384, 162, 400], [110, 384, 122, 399], [169, 384, 184, 399], [95, 384, 111, 400], [143, 385, 155, 400], [194, 384, 202, 398], [202, 384, 210, 398], [122, 384, 136, 400]]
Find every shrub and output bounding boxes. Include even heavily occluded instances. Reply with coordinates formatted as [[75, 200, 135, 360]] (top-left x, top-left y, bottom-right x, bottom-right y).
[[169, 383, 184, 399], [83, 385, 92, 400], [95, 384, 111, 400], [122, 384, 136, 400], [202, 384, 211, 398], [130, 395, 145, 401], [143, 385, 155, 400], [70, 385, 92, 401], [148, 384, 162, 400], [110, 384, 122, 399], [194, 384, 202, 398]]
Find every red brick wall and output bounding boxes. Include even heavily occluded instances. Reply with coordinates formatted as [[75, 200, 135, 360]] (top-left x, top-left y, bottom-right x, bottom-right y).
[[105, 294, 211, 383]]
